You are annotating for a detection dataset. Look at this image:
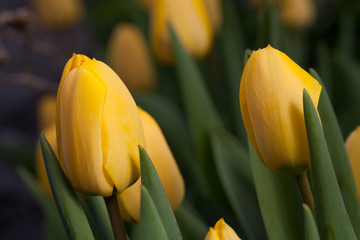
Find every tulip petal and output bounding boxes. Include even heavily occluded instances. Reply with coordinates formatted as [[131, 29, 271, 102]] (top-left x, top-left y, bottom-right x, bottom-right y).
[[244, 46, 321, 174], [56, 54, 91, 168], [59, 64, 113, 196], [96, 61, 145, 193]]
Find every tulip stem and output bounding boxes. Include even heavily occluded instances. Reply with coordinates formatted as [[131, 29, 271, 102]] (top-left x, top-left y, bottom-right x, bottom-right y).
[[295, 173, 314, 214], [105, 193, 127, 240]]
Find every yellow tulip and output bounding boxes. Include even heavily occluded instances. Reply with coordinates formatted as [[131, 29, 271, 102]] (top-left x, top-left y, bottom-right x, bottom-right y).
[[31, 0, 85, 30], [37, 95, 57, 129], [56, 54, 145, 196], [117, 108, 185, 222], [203, 0, 223, 34], [205, 218, 241, 240], [35, 123, 59, 198], [107, 23, 157, 92], [150, 0, 213, 64], [278, 0, 315, 30], [239, 45, 322, 174], [345, 127, 360, 199]]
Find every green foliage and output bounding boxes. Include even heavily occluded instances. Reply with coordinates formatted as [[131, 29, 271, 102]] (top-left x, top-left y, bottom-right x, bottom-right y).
[[303, 90, 356, 239], [40, 134, 94, 240], [139, 146, 182, 240]]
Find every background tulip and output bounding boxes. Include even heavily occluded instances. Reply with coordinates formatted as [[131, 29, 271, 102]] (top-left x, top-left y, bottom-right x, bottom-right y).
[[56, 54, 145, 196], [117, 108, 185, 222], [345, 127, 360, 199], [37, 95, 57, 130], [31, 0, 85, 30], [150, 0, 213, 64], [203, 0, 223, 34], [107, 23, 157, 93], [205, 218, 241, 240], [35, 123, 58, 199], [240, 45, 322, 174], [278, 0, 316, 30]]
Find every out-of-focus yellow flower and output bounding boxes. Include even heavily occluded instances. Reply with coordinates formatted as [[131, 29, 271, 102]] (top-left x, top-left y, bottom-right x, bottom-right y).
[[203, 0, 223, 34], [205, 218, 241, 240], [107, 23, 156, 92], [278, 0, 315, 30], [37, 95, 57, 129], [150, 0, 213, 64], [239, 45, 322, 175], [35, 123, 58, 199], [117, 108, 185, 222], [345, 127, 360, 199], [31, 0, 85, 30], [56, 54, 145, 196]]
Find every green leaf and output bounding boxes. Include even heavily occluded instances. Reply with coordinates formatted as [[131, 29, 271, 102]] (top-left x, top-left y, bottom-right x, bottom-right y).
[[139, 186, 168, 240], [87, 196, 114, 240], [139, 146, 182, 240], [249, 141, 304, 240], [170, 26, 226, 201], [303, 204, 320, 240], [175, 201, 208, 240], [218, 0, 247, 144], [310, 68, 360, 238], [40, 133, 94, 240], [303, 89, 356, 240], [16, 166, 67, 240], [210, 129, 266, 240]]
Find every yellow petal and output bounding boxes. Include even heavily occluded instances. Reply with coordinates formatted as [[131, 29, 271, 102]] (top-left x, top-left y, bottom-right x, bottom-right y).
[[95, 61, 145, 193], [107, 23, 156, 92], [117, 108, 185, 222], [204, 228, 220, 240], [205, 218, 241, 240], [240, 45, 321, 174], [56, 54, 91, 168], [117, 179, 141, 222], [345, 126, 360, 200], [150, 0, 213, 64], [214, 218, 242, 240], [59, 62, 113, 196]]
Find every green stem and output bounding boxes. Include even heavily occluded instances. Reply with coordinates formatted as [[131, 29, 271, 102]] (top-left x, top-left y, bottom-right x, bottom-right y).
[[104, 193, 127, 240], [295, 173, 314, 214]]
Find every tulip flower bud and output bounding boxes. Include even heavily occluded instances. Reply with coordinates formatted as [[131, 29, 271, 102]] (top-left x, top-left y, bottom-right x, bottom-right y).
[[345, 127, 360, 199], [37, 94, 57, 130], [35, 123, 59, 199], [150, 0, 213, 64], [203, 0, 223, 34], [56, 54, 145, 196], [240, 45, 322, 175], [107, 23, 157, 92], [117, 108, 185, 222], [31, 0, 85, 30], [278, 0, 315, 30], [205, 218, 241, 240]]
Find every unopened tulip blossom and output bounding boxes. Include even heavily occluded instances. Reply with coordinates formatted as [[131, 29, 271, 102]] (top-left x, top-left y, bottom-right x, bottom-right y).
[[117, 108, 185, 222], [56, 54, 145, 196], [240, 45, 322, 175], [150, 0, 213, 64], [107, 23, 156, 92], [345, 127, 360, 199], [205, 218, 241, 240], [31, 0, 85, 30]]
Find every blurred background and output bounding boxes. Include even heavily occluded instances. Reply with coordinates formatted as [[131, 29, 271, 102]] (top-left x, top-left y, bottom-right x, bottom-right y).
[[0, 0, 359, 239]]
